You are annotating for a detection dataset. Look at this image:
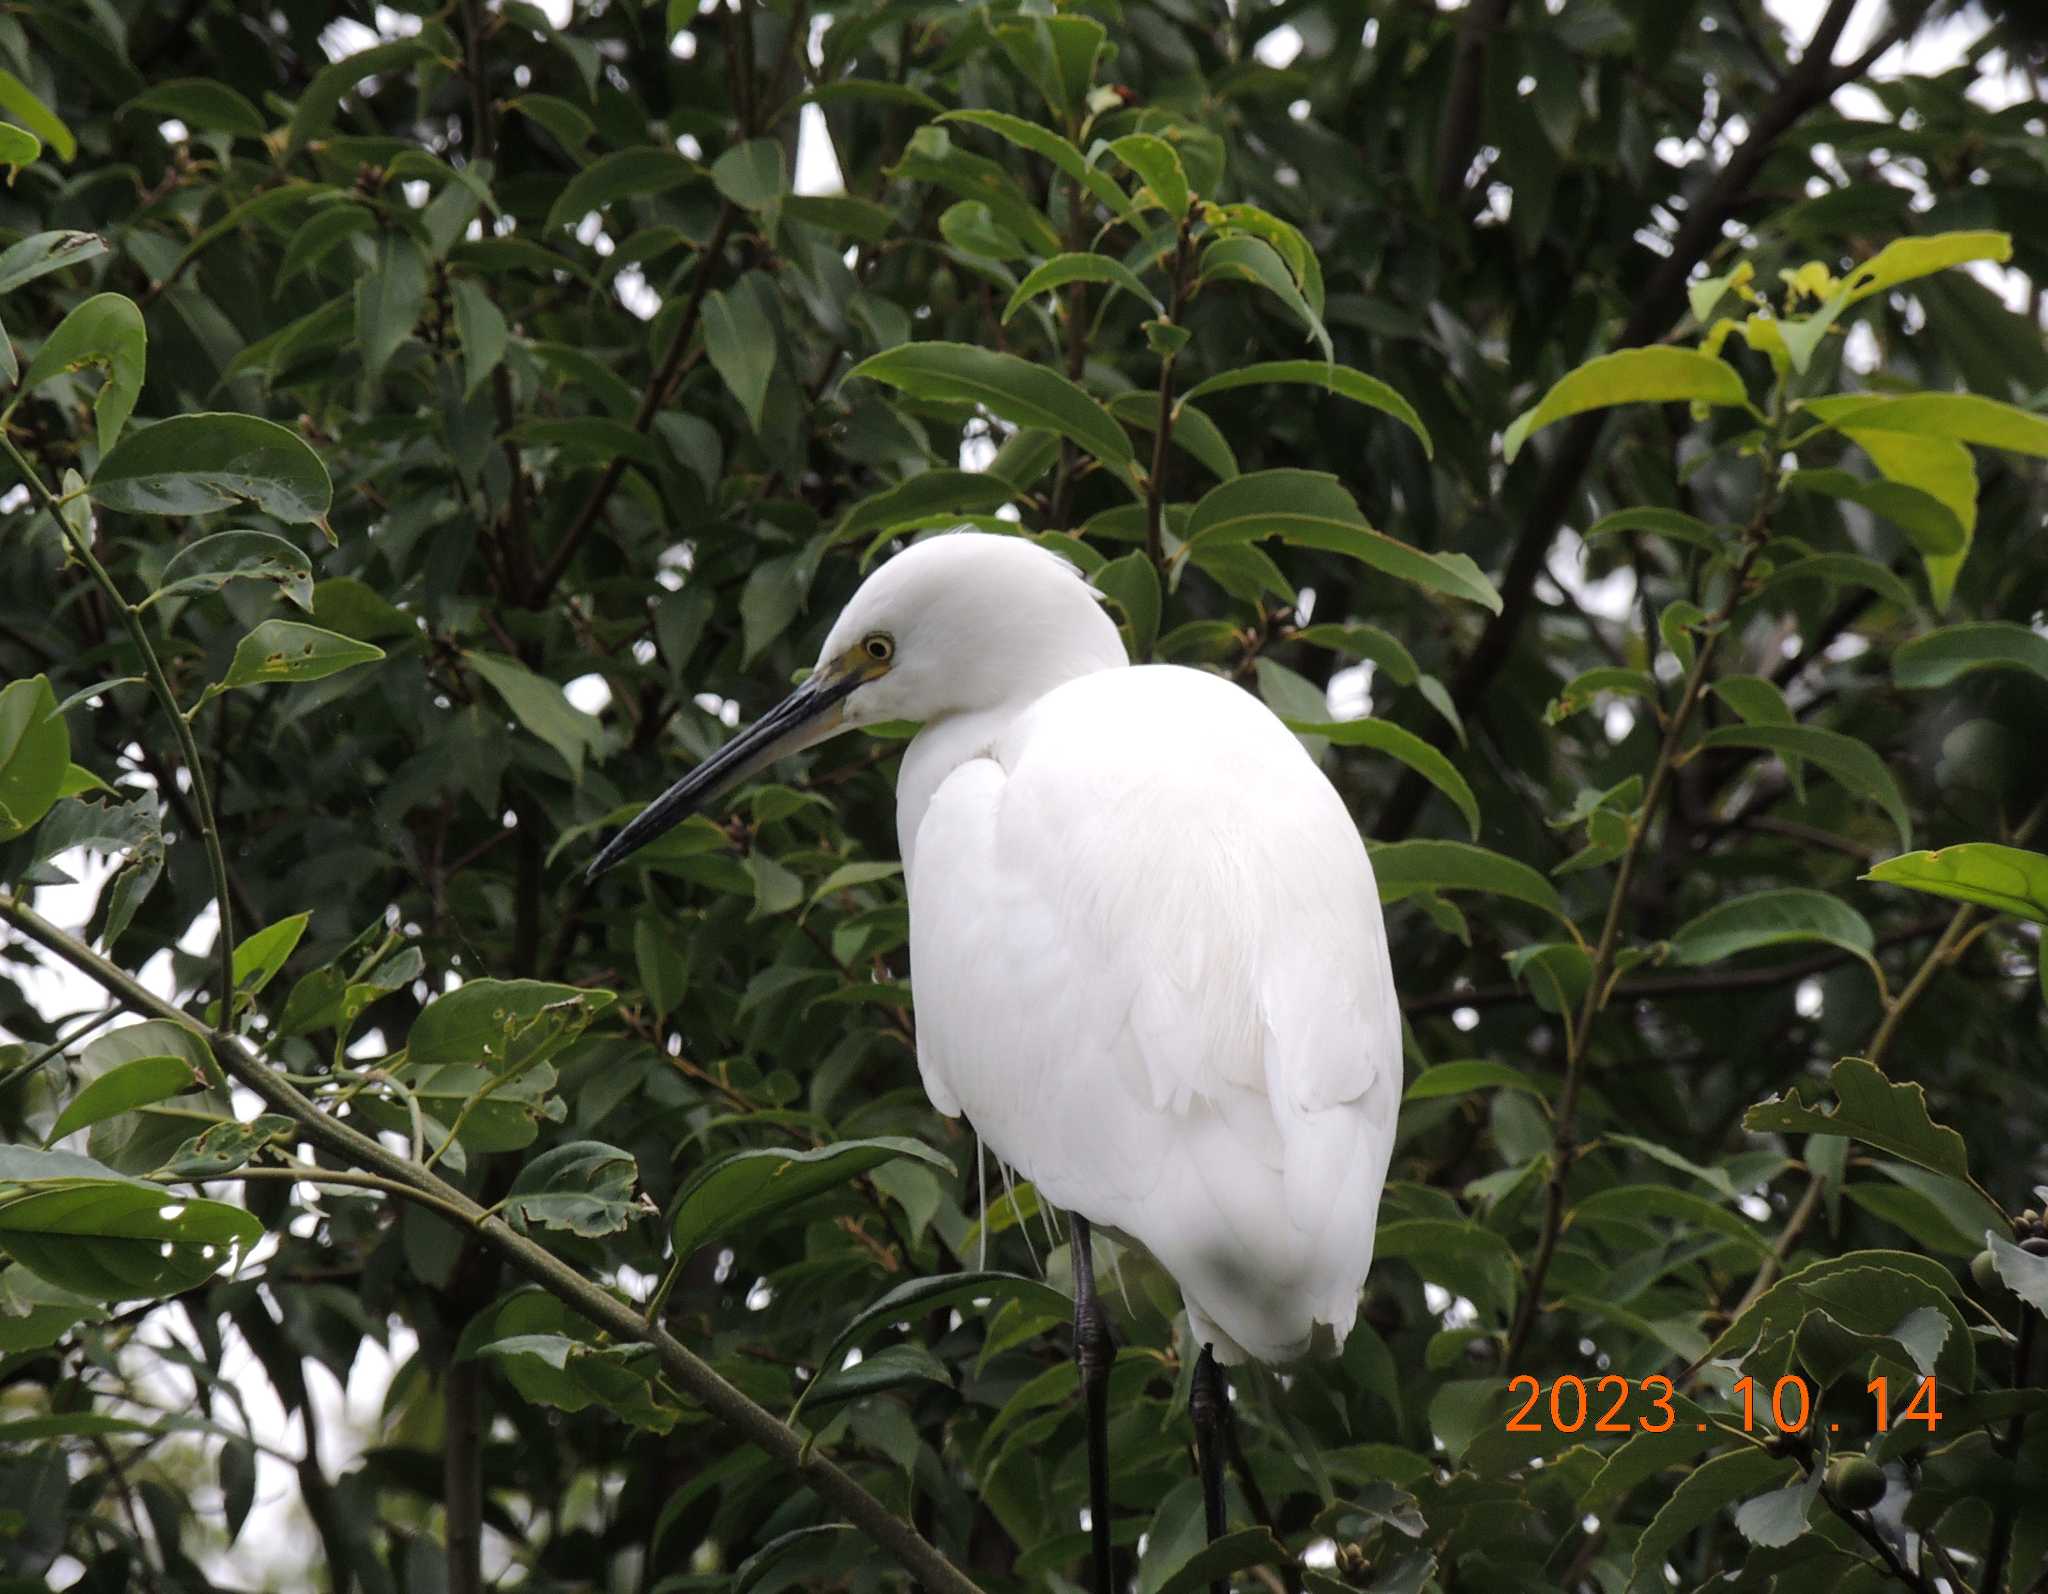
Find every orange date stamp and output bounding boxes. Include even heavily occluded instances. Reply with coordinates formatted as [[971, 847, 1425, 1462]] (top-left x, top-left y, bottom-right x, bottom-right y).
[[1504, 1373, 1943, 1435]]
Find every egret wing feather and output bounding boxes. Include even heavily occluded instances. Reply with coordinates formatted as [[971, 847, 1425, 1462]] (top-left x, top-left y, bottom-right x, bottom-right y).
[[907, 666, 1399, 1362]]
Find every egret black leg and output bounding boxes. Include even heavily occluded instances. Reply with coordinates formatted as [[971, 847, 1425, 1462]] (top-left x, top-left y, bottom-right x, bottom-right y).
[[1071, 1216, 1115, 1594], [1190, 1343, 1228, 1593]]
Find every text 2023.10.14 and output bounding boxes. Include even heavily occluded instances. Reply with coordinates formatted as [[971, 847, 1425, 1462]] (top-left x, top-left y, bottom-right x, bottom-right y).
[[1505, 1373, 1943, 1436]]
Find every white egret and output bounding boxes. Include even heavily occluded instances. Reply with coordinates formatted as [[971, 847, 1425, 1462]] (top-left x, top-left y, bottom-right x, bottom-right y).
[[590, 531, 1400, 1588]]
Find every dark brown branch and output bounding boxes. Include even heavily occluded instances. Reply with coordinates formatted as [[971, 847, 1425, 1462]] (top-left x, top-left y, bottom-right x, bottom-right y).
[[528, 204, 739, 604], [1432, 0, 1514, 209], [1402, 912, 1950, 1015], [1377, 0, 1891, 844]]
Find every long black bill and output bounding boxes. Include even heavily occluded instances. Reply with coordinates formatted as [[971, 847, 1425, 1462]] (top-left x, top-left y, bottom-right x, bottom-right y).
[[585, 667, 861, 880]]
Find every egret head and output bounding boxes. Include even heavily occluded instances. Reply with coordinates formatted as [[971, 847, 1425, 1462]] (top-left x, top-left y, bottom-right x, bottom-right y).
[[586, 531, 1122, 878]]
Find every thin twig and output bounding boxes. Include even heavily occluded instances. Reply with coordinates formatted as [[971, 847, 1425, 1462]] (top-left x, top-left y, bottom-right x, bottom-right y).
[[529, 203, 739, 603], [0, 431, 237, 1050], [1507, 526, 1772, 1363]]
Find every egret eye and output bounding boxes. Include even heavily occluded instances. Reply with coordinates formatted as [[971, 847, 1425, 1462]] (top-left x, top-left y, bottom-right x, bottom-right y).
[[863, 634, 894, 663]]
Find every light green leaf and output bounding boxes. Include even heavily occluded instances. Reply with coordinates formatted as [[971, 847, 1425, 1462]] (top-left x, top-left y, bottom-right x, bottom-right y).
[[46, 1055, 200, 1145], [20, 292, 145, 454], [701, 281, 776, 433], [0, 230, 106, 294], [1893, 622, 2048, 691], [669, 1137, 954, 1262], [1288, 718, 1480, 838], [1863, 843, 2048, 923], [230, 911, 310, 1001], [1103, 133, 1189, 219], [1779, 231, 2012, 372], [1694, 724, 1911, 850], [467, 651, 605, 779], [0, 123, 41, 173], [1503, 348, 1750, 462], [1369, 839, 1569, 923], [0, 1184, 261, 1301], [214, 621, 384, 696], [161, 1116, 295, 1179], [151, 531, 315, 613], [1179, 360, 1431, 457], [1200, 235, 1331, 359], [1002, 252, 1161, 323], [1805, 391, 2048, 459], [1669, 889, 1873, 966], [90, 413, 333, 524], [847, 341, 1135, 472], [0, 675, 67, 843], [1183, 470, 1501, 612], [0, 69, 74, 161]]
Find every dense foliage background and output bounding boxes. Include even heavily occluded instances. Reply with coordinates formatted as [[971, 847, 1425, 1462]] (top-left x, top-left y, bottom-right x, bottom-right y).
[[2, 0, 2046, 1590]]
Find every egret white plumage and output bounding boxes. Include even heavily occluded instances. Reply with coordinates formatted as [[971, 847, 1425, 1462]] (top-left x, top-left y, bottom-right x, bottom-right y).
[[589, 531, 1401, 1587]]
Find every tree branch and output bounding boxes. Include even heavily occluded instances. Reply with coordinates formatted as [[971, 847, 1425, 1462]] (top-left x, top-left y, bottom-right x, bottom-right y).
[[1432, 0, 1514, 209], [529, 203, 740, 604], [0, 890, 988, 1594], [0, 431, 237, 1044], [1377, 0, 1890, 843], [1506, 527, 1771, 1363]]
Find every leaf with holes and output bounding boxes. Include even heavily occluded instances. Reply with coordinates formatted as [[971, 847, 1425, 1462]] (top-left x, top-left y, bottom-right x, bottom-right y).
[[151, 531, 314, 613], [502, 1141, 640, 1238], [90, 413, 333, 523], [1863, 843, 2048, 923], [20, 292, 144, 454], [211, 621, 383, 696]]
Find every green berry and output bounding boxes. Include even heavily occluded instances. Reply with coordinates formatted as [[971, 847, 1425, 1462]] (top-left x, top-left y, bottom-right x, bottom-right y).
[[1828, 1454, 1887, 1510]]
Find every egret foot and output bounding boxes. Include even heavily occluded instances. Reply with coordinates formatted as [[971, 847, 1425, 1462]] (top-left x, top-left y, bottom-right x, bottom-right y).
[[1190, 1342, 1228, 1594], [1072, 1216, 1115, 1594]]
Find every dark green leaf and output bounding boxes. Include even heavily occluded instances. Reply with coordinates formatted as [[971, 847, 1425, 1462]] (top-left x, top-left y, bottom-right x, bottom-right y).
[[669, 1137, 953, 1262], [847, 341, 1136, 474], [213, 621, 384, 695], [90, 413, 333, 523], [502, 1141, 640, 1237]]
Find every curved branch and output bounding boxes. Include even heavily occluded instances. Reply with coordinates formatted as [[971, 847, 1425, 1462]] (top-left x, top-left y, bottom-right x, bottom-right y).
[[0, 890, 988, 1594]]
